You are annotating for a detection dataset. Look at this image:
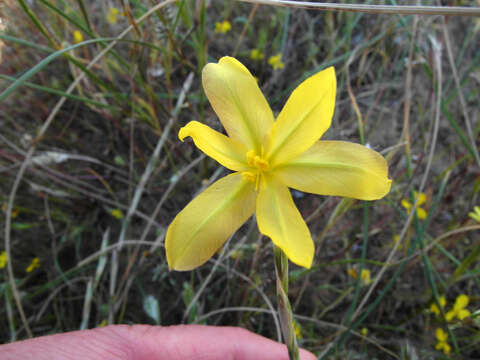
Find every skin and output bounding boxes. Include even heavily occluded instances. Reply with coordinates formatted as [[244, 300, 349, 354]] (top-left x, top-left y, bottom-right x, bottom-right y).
[[1, 324, 317, 360]]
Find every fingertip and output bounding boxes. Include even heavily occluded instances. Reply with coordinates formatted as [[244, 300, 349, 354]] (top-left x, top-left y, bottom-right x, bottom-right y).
[[299, 348, 317, 360]]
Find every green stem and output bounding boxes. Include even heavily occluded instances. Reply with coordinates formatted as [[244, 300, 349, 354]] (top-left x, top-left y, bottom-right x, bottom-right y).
[[274, 245, 299, 360]]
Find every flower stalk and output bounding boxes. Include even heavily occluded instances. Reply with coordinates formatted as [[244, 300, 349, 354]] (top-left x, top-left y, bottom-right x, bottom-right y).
[[274, 245, 299, 360]]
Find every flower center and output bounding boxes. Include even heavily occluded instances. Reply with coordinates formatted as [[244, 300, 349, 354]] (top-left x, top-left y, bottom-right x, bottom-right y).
[[246, 149, 269, 170], [242, 149, 269, 190]]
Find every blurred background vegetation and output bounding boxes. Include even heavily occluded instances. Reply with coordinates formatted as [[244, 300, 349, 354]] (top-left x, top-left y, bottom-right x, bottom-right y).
[[1, 0, 479, 358]]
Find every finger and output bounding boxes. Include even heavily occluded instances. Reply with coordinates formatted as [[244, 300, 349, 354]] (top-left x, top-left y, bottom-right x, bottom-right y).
[[127, 324, 317, 360], [1, 324, 317, 360]]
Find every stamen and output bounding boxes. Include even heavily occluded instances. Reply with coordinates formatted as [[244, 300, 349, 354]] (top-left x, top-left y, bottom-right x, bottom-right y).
[[242, 171, 256, 183], [254, 156, 269, 170], [246, 150, 256, 167]]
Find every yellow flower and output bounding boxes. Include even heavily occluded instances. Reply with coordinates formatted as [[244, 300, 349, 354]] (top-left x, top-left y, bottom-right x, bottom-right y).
[[348, 268, 372, 285], [430, 296, 446, 317], [73, 30, 84, 44], [435, 328, 451, 355], [360, 269, 372, 285], [446, 294, 471, 321], [268, 53, 285, 70], [347, 268, 357, 279], [165, 57, 391, 271], [107, 7, 120, 24], [391, 234, 404, 250], [2, 203, 19, 218], [292, 320, 302, 339], [360, 327, 368, 336], [214, 20, 231, 34], [468, 205, 480, 222], [0, 251, 7, 269], [401, 191, 427, 220], [250, 49, 264, 61], [110, 209, 124, 219], [26, 257, 40, 273]]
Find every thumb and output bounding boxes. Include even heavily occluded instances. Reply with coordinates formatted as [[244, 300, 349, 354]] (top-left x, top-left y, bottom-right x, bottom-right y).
[[1, 324, 316, 360]]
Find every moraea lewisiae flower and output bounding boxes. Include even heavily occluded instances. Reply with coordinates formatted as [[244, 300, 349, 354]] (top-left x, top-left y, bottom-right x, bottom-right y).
[[166, 57, 391, 271]]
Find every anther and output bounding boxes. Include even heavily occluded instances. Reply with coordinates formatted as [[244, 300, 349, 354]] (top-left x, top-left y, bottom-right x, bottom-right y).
[[253, 156, 269, 170], [241, 171, 256, 183], [246, 150, 256, 167]]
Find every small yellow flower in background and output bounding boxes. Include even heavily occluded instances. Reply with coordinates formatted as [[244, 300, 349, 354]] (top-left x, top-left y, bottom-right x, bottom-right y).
[[446, 294, 471, 321], [2, 203, 19, 218], [360, 327, 368, 336], [73, 30, 83, 44], [392, 234, 404, 250], [110, 208, 124, 219], [250, 49, 264, 61], [469, 206, 480, 222], [348, 268, 372, 285], [165, 56, 391, 271], [214, 20, 231, 34], [435, 328, 451, 355], [26, 257, 40, 273], [401, 191, 427, 220], [292, 320, 302, 339], [430, 296, 446, 317], [268, 53, 285, 70], [107, 7, 120, 24], [360, 269, 372, 285], [0, 251, 8, 269], [347, 268, 357, 279]]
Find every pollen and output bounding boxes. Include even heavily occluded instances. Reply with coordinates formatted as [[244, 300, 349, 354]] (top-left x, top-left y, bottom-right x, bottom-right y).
[[246, 150, 256, 166], [242, 171, 256, 183], [246, 150, 269, 171]]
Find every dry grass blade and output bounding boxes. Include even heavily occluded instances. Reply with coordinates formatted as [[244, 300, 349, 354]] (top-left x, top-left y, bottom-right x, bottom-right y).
[[442, 18, 480, 168], [238, 0, 480, 16]]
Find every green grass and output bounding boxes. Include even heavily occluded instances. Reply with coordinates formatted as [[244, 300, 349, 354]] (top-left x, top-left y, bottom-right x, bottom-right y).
[[1, 0, 480, 358]]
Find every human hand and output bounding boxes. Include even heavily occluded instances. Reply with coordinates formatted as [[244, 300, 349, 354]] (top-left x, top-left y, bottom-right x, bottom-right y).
[[2, 324, 316, 360]]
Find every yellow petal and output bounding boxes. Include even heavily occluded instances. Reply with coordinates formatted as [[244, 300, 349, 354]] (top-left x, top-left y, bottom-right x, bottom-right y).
[[166, 173, 256, 271], [455, 294, 469, 309], [430, 303, 440, 316], [445, 311, 455, 322], [417, 207, 427, 220], [348, 268, 358, 279], [435, 328, 448, 342], [401, 199, 412, 210], [416, 192, 427, 206], [266, 67, 336, 166], [360, 269, 372, 285], [458, 309, 471, 320], [256, 174, 313, 268], [274, 141, 391, 200], [179, 121, 249, 171], [442, 343, 451, 355], [202, 57, 274, 152]]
